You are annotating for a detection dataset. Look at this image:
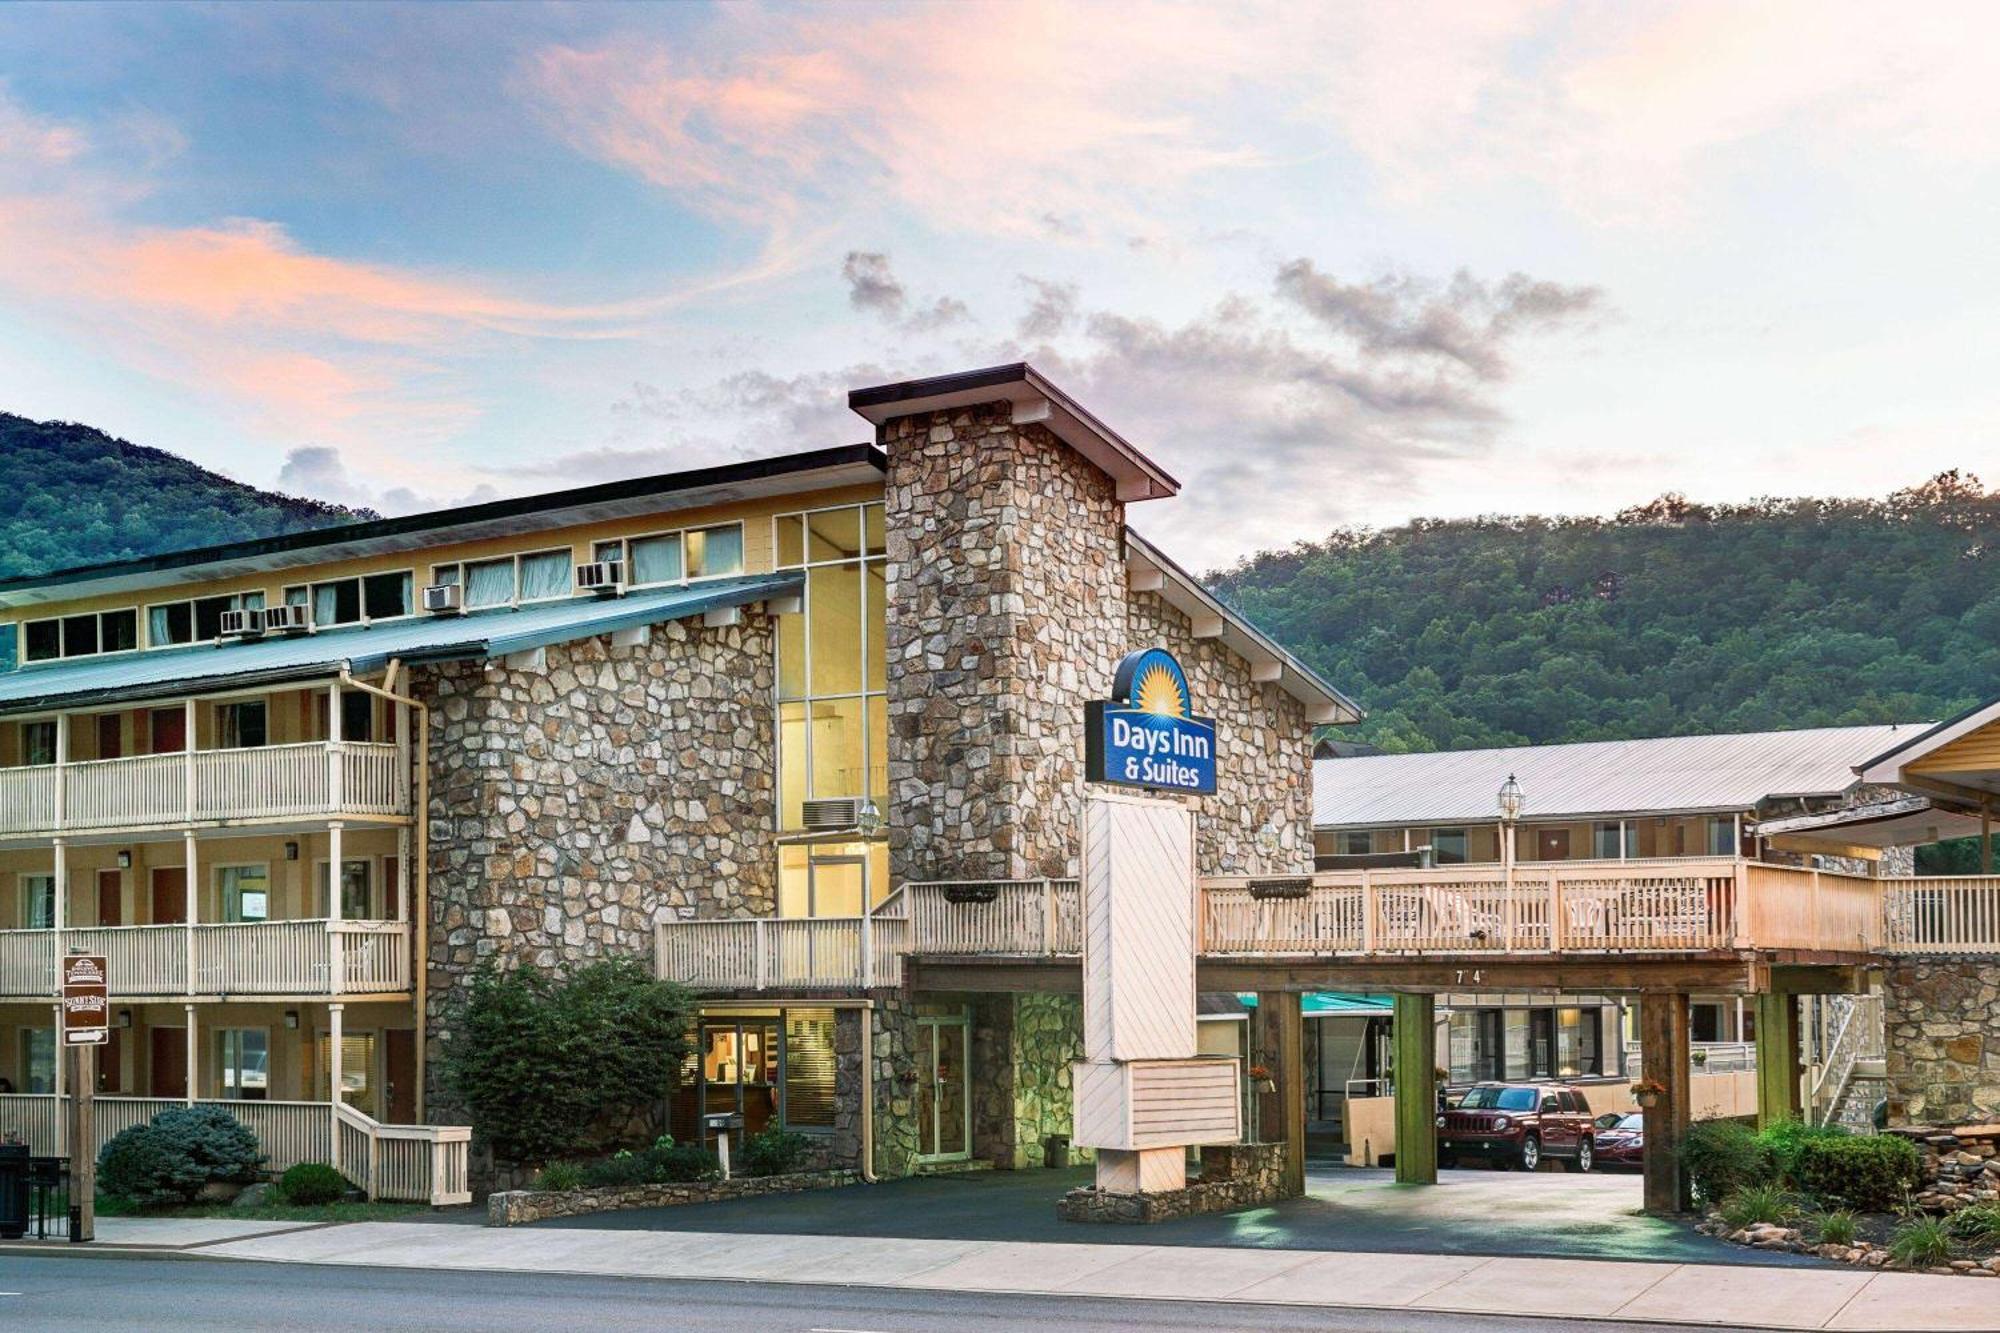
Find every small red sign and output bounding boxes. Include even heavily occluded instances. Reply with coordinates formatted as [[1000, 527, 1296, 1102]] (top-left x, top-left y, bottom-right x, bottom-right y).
[[62, 953, 109, 1046]]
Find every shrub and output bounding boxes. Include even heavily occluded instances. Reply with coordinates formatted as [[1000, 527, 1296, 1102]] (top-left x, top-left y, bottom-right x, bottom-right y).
[[1719, 1185, 1799, 1229], [573, 1141, 721, 1189], [1792, 1135, 1922, 1212], [1680, 1120, 1775, 1208], [534, 1162, 583, 1192], [1888, 1216, 1953, 1268], [578, 1150, 651, 1188], [98, 1106, 265, 1208], [277, 1162, 348, 1206], [443, 959, 695, 1165], [740, 1129, 813, 1178], [648, 1141, 721, 1184], [1758, 1118, 1848, 1183], [1948, 1203, 2000, 1246], [1815, 1210, 1859, 1247]]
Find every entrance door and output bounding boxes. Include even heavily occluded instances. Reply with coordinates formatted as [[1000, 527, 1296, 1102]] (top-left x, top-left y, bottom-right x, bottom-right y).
[[150, 867, 187, 925], [97, 870, 123, 927], [149, 1027, 188, 1098], [149, 707, 186, 755], [1536, 828, 1571, 860], [385, 1029, 416, 1123], [915, 1014, 970, 1161], [96, 714, 123, 760]]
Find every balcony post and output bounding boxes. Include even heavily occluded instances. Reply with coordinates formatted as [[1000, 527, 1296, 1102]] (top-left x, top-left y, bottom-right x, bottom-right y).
[[329, 821, 345, 997], [755, 917, 768, 991], [328, 682, 343, 811], [1640, 992, 1691, 1215], [53, 712, 68, 832], [51, 1001, 65, 1155], [394, 698, 411, 809], [1391, 992, 1436, 1185], [51, 837, 66, 934], [184, 1002, 198, 1106], [1360, 870, 1376, 954], [183, 698, 196, 821], [329, 1002, 345, 1171], [184, 830, 199, 997], [1043, 878, 1057, 955], [860, 904, 873, 987]]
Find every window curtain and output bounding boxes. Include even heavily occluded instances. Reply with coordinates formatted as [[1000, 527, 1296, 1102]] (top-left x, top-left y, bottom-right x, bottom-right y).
[[696, 525, 743, 577], [148, 606, 174, 647], [25, 875, 55, 929], [313, 582, 340, 626], [630, 534, 683, 585], [465, 559, 515, 608], [519, 551, 571, 601]]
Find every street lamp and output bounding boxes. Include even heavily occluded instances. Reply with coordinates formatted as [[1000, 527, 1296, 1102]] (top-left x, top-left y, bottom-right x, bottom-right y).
[[856, 799, 885, 838], [1497, 773, 1524, 871]]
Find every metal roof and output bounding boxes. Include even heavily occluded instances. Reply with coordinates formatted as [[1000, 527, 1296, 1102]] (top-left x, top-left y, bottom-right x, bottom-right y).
[[1314, 723, 1924, 829], [0, 573, 801, 716]]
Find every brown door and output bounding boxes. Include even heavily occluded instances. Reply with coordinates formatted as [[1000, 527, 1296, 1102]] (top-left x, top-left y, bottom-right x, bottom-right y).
[[97, 870, 123, 927], [150, 867, 187, 925], [149, 708, 186, 754], [1536, 828, 1570, 860], [385, 1029, 416, 1124], [96, 714, 123, 759], [149, 1027, 188, 1098], [381, 857, 399, 922], [99, 1028, 124, 1094]]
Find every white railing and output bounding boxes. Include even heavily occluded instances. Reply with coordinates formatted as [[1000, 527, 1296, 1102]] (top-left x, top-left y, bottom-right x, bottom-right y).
[[0, 741, 409, 837], [0, 920, 408, 998], [656, 893, 910, 991], [1882, 878, 2000, 953], [905, 879, 1083, 955], [1810, 993, 1884, 1127], [335, 1101, 471, 1205], [0, 1093, 60, 1152]]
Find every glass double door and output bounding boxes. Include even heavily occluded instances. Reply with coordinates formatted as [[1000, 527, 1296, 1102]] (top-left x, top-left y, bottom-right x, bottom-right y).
[[915, 1015, 970, 1162]]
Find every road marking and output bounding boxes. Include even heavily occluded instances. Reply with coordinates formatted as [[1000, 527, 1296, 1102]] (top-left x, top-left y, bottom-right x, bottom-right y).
[[809, 1327, 894, 1332]]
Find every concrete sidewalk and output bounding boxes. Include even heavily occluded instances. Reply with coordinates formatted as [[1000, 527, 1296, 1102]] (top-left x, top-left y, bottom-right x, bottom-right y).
[[200, 1221, 2000, 1330], [1, 1216, 324, 1250]]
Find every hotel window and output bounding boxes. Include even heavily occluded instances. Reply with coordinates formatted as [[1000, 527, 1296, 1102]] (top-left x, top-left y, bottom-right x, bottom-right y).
[[217, 1029, 269, 1101], [149, 592, 264, 648], [277, 575, 409, 627], [439, 549, 575, 610], [219, 865, 270, 923], [597, 521, 745, 589], [1705, 816, 1737, 856], [1430, 828, 1468, 865], [216, 701, 268, 750], [317, 860, 373, 919], [22, 607, 139, 662], [20, 873, 55, 929], [779, 842, 891, 917], [1338, 830, 1375, 855], [21, 1028, 55, 1094], [21, 720, 57, 766], [773, 504, 887, 836], [1591, 822, 1633, 859]]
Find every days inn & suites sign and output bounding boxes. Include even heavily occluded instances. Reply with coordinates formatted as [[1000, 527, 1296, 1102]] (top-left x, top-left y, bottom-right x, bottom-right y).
[[1085, 648, 1218, 795]]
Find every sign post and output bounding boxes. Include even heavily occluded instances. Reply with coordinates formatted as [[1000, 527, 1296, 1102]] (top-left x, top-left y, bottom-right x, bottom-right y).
[[61, 953, 107, 1243]]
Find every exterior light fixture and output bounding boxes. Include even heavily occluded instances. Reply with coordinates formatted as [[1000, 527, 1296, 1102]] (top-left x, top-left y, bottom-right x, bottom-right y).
[[284, 841, 300, 861], [856, 799, 885, 838], [1497, 773, 1525, 823], [116, 849, 132, 870], [284, 1010, 300, 1030], [116, 1009, 132, 1029], [1255, 823, 1282, 858]]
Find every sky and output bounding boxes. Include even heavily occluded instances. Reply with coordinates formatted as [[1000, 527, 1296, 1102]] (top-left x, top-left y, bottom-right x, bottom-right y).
[[1, 1, 1998, 570]]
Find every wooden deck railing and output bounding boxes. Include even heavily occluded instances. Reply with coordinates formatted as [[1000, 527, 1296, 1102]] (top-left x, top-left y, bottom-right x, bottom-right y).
[[905, 880, 1083, 955], [335, 1102, 472, 1205], [0, 919, 410, 998], [0, 741, 406, 838], [1882, 877, 2000, 953], [655, 892, 910, 991]]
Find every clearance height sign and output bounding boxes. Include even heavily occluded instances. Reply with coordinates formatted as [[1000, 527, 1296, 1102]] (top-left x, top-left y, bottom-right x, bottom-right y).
[[1085, 648, 1218, 795]]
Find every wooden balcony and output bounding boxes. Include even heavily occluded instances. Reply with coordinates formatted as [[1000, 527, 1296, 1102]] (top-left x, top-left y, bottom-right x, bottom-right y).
[[0, 919, 411, 999], [0, 740, 406, 840]]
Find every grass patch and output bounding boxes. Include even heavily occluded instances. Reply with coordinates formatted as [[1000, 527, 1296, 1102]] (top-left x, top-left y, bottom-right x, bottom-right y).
[[1888, 1216, 1954, 1269]]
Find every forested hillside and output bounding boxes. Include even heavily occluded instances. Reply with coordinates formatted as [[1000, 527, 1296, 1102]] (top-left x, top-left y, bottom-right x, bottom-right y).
[[0, 413, 368, 666], [1213, 473, 2000, 753]]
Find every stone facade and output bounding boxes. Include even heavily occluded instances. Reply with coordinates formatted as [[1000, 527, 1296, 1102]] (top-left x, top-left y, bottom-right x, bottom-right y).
[[487, 1168, 858, 1226], [1055, 1141, 1293, 1223], [414, 618, 778, 1118], [1883, 960, 2000, 1124]]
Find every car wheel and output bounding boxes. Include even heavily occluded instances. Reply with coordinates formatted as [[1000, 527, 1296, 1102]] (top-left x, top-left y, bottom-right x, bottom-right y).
[[1439, 1153, 1458, 1170], [1517, 1134, 1540, 1172], [1574, 1137, 1593, 1173]]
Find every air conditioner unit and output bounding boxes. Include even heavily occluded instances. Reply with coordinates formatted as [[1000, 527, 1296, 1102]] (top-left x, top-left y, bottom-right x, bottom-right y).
[[217, 608, 264, 639], [422, 583, 464, 615], [802, 797, 864, 832], [575, 561, 624, 595], [264, 603, 312, 634]]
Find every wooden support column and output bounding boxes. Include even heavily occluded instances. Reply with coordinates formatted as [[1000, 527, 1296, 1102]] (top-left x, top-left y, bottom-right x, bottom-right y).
[[183, 1002, 198, 1105], [1640, 992, 1691, 1214], [1254, 990, 1306, 1196], [1393, 992, 1437, 1185], [51, 838, 67, 932], [329, 1002, 345, 1171], [1984, 803, 1993, 876], [1754, 993, 1803, 1128]]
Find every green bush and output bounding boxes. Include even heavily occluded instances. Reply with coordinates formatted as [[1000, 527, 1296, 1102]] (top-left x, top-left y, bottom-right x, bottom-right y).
[[98, 1106, 265, 1208], [1719, 1185, 1800, 1229], [578, 1150, 651, 1188], [1680, 1120, 1775, 1208], [277, 1162, 347, 1206], [442, 959, 696, 1165], [1815, 1210, 1859, 1247], [1888, 1216, 1953, 1268], [1757, 1118, 1848, 1182], [740, 1129, 813, 1178], [1792, 1135, 1922, 1212], [572, 1141, 721, 1189], [1949, 1203, 2000, 1246], [534, 1162, 583, 1192], [651, 1141, 721, 1183]]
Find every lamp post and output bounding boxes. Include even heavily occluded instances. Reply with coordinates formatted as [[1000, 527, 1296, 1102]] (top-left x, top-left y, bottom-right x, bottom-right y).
[[1497, 773, 1524, 870]]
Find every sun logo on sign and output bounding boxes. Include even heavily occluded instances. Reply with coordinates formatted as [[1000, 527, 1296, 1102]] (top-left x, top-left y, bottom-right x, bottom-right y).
[[1118, 648, 1193, 719]]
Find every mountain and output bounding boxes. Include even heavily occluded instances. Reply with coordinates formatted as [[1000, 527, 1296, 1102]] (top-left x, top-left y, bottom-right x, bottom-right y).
[[0, 413, 371, 667], [1211, 473, 2000, 754]]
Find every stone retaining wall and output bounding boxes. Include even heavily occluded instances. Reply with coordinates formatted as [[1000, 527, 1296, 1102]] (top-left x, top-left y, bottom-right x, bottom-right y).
[[1882, 960, 2000, 1124], [1056, 1142, 1291, 1224], [487, 1168, 859, 1226]]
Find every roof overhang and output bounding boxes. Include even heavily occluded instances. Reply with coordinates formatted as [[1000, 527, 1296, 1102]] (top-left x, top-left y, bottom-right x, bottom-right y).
[[1318, 805, 1754, 833], [1858, 696, 2000, 802], [1124, 529, 1361, 726], [848, 363, 1179, 502], [0, 446, 883, 610], [1752, 795, 1984, 850]]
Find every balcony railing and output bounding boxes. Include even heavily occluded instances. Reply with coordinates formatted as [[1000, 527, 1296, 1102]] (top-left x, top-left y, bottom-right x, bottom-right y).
[[655, 893, 909, 991], [0, 1095, 469, 1205], [0, 919, 411, 998], [0, 740, 406, 838]]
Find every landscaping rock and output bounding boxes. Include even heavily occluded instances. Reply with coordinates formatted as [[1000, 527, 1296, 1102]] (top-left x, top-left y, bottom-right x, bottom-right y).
[[231, 1183, 274, 1209]]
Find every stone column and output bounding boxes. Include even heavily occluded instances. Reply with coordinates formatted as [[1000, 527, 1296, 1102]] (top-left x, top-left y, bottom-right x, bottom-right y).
[[1641, 992, 1692, 1214], [1393, 993, 1437, 1185]]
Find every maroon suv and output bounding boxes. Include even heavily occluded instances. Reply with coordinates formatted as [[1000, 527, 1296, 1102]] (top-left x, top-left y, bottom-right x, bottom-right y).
[[1436, 1082, 1597, 1172]]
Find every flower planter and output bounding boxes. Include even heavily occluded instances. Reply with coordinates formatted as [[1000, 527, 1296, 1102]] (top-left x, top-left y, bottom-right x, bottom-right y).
[[940, 884, 1000, 905]]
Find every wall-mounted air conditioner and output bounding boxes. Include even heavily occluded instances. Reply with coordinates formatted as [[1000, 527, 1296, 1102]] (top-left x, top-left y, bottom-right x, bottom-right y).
[[218, 608, 265, 639], [575, 561, 624, 596], [802, 797, 865, 832], [264, 603, 313, 634], [423, 583, 464, 615]]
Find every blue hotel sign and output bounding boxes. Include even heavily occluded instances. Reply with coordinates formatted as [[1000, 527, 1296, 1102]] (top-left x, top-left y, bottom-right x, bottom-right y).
[[1085, 648, 1218, 795]]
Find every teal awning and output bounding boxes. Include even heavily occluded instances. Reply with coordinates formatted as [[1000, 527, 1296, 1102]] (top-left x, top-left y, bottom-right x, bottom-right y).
[[1234, 992, 1394, 1017], [0, 572, 802, 716]]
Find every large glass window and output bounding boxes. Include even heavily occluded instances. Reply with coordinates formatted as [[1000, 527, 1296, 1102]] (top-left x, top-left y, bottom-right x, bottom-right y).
[[1592, 821, 1633, 859], [20, 873, 55, 929], [317, 860, 373, 919], [22, 608, 140, 661], [464, 558, 516, 609], [774, 503, 887, 832], [1430, 828, 1469, 865], [687, 524, 742, 578], [678, 1009, 837, 1142], [216, 701, 267, 750], [22, 720, 57, 766], [219, 865, 270, 923], [1706, 816, 1738, 856], [217, 1028, 269, 1100], [21, 1027, 55, 1093], [519, 550, 572, 602], [778, 842, 889, 917], [629, 533, 682, 586]]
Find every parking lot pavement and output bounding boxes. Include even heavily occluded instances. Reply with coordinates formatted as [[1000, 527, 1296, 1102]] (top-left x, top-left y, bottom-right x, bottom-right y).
[[530, 1163, 1817, 1266]]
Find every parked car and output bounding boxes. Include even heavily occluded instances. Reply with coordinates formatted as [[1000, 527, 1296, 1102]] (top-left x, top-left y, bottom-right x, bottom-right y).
[[1436, 1082, 1597, 1171], [1592, 1111, 1644, 1168]]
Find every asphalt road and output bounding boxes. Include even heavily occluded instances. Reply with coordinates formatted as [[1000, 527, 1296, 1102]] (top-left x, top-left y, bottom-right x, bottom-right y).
[[0, 1252, 1790, 1332]]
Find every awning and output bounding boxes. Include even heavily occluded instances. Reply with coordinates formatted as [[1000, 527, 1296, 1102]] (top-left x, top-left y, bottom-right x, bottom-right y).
[[0, 572, 803, 716], [1233, 992, 1394, 1017]]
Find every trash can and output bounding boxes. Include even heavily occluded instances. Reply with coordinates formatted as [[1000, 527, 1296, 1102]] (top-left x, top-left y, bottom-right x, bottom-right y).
[[0, 1142, 29, 1241], [1043, 1134, 1070, 1169]]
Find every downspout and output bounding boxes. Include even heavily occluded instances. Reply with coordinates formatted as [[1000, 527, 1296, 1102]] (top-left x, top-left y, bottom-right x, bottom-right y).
[[340, 660, 431, 1120]]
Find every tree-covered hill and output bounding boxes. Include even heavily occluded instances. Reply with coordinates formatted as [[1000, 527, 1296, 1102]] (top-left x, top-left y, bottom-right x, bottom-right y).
[[1212, 473, 2000, 753], [0, 413, 370, 666]]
